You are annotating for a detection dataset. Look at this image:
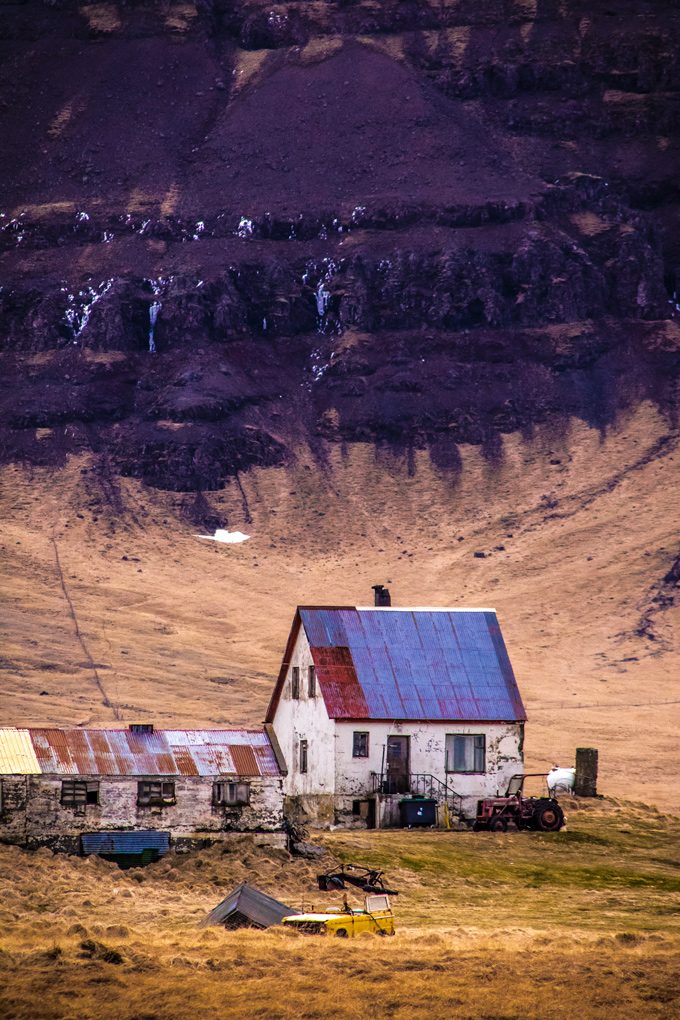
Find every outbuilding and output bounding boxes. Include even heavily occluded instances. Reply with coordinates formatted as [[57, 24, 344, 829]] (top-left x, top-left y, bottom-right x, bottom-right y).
[[199, 882, 295, 930], [0, 725, 285, 852], [266, 604, 527, 826]]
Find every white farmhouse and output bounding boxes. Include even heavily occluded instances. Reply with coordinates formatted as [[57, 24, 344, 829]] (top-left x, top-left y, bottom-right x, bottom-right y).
[[266, 604, 526, 827]]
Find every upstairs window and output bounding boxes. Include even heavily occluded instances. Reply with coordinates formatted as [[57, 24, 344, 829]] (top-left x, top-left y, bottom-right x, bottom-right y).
[[291, 666, 300, 699], [352, 732, 369, 758], [213, 781, 250, 806], [308, 665, 316, 698], [445, 734, 486, 774], [137, 780, 176, 807], [299, 739, 308, 774], [61, 780, 99, 807]]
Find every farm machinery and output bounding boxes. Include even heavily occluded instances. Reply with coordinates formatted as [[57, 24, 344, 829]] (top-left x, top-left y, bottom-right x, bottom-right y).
[[317, 863, 399, 895], [473, 773, 566, 832]]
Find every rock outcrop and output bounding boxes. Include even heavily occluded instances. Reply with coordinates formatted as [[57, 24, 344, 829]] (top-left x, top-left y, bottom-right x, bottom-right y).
[[1, 1, 679, 491]]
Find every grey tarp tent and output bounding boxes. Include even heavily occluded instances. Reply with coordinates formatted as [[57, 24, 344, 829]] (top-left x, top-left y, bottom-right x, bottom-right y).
[[199, 882, 296, 930]]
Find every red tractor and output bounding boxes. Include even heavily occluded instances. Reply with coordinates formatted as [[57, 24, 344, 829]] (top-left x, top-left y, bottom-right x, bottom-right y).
[[473, 774, 566, 832]]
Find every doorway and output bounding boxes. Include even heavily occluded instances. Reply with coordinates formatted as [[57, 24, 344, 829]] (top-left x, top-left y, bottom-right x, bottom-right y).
[[386, 735, 410, 794]]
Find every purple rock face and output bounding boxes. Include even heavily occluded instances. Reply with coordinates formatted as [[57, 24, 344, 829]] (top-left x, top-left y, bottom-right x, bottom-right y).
[[1, 4, 679, 491]]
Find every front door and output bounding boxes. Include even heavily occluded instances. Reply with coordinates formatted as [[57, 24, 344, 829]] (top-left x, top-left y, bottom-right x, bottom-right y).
[[386, 735, 410, 794]]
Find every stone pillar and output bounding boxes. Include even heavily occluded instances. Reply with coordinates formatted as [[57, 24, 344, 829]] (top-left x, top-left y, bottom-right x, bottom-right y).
[[575, 748, 598, 796]]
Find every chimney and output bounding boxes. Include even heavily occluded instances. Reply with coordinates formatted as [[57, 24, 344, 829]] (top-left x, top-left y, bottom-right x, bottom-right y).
[[372, 584, 391, 607], [129, 723, 154, 735]]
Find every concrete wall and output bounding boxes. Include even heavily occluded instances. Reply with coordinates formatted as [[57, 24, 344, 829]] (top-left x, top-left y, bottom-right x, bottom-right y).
[[334, 720, 524, 820], [272, 627, 336, 822], [0, 774, 284, 848]]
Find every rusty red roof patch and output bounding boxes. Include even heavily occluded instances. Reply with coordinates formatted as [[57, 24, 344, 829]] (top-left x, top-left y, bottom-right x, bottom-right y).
[[310, 645, 370, 719], [230, 744, 259, 776]]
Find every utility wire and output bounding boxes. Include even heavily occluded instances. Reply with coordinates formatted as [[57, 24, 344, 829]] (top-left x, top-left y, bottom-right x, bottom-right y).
[[529, 697, 680, 712]]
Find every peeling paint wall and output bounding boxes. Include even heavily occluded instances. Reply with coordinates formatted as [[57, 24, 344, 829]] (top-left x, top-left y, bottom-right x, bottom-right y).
[[0, 774, 284, 846], [271, 627, 336, 805], [334, 721, 524, 819]]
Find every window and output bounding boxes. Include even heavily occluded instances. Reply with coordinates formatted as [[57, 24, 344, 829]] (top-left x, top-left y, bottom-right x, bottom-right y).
[[137, 780, 176, 806], [291, 666, 300, 699], [352, 731, 369, 758], [61, 780, 99, 807], [445, 734, 486, 773], [213, 781, 250, 806], [308, 665, 316, 698], [299, 739, 308, 774]]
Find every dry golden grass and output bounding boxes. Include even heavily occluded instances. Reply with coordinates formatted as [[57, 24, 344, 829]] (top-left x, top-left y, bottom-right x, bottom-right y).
[[0, 801, 679, 1019]]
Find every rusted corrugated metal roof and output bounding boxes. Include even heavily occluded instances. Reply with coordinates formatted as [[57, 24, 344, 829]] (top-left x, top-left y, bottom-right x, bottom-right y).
[[299, 607, 526, 722], [0, 728, 41, 774], [229, 744, 259, 775], [0, 728, 280, 777], [310, 646, 369, 719]]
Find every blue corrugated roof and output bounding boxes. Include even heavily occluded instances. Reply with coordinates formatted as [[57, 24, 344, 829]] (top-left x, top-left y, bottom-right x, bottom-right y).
[[80, 831, 170, 855], [298, 608, 526, 722]]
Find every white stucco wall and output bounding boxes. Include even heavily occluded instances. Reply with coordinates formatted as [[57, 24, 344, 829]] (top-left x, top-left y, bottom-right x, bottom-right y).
[[271, 627, 336, 799], [334, 720, 524, 815]]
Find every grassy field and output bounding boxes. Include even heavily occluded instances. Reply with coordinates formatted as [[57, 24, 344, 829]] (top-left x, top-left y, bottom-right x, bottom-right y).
[[1, 799, 679, 1020]]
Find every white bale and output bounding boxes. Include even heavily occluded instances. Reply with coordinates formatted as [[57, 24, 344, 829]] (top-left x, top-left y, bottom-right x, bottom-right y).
[[547, 766, 575, 794]]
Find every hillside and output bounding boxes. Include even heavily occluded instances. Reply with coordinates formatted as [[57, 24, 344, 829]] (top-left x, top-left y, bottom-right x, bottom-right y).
[[1, 0, 680, 810]]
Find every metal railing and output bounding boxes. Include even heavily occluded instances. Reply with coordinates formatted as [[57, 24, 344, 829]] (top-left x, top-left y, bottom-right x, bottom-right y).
[[369, 772, 463, 818]]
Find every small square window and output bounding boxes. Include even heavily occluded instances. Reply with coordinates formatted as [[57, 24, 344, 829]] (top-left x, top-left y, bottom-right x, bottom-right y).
[[137, 780, 176, 807], [61, 780, 99, 808], [445, 734, 486, 774], [213, 781, 250, 806], [299, 739, 308, 774], [308, 665, 316, 698], [291, 666, 300, 699], [352, 731, 369, 758]]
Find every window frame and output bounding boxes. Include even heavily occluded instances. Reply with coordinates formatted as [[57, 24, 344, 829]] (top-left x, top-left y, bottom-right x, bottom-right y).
[[445, 734, 486, 774], [352, 731, 370, 758], [61, 779, 100, 808], [137, 780, 176, 807], [299, 739, 308, 774], [213, 780, 251, 806], [291, 666, 300, 699], [308, 664, 316, 698]]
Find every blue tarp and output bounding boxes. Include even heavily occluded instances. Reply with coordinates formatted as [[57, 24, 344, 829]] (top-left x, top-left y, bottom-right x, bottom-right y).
[[80, 831, 170, 856]]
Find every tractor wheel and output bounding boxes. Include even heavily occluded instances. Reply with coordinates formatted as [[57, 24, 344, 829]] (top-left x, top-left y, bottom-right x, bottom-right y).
[[489, 816, 508, 832], [472, 821, 485, 832], [533, 801, 565, 832], [335, 928, 348, 938]]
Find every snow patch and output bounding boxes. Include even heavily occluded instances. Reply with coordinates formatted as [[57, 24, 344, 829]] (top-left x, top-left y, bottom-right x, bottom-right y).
[[63, 279, 114, 339], [237, 216, 254, 238], [196, 528, 250, 544]]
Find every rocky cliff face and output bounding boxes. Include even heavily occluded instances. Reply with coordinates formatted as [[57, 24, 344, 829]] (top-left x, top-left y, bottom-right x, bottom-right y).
[[1, 1, 679, 492]]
